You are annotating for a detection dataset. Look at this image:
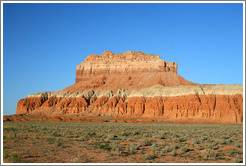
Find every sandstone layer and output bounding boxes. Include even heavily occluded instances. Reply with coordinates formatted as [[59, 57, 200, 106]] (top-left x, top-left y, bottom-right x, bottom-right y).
[[13, 51, 243, 123]]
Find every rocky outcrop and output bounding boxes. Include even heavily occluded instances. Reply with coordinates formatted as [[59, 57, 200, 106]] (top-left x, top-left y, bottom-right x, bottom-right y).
[[13, 51, 243, 123], [76, 51, 178, 83], [16, 85, 243, 123]]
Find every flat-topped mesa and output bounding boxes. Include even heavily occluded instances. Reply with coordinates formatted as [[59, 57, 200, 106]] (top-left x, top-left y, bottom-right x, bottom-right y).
[[76, 51, 177, 83]]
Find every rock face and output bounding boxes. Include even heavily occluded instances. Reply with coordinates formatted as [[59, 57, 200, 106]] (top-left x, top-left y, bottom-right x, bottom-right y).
[[76, 51, 177, 83], [14, 51, 243, 123]]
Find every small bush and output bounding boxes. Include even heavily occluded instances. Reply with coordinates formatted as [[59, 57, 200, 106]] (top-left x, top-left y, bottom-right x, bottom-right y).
[[171, 149, 176, 157], [56, 138, 62, 146], [205, 143, 213, 149], [180, 146, 188, 153], [3, 148, 9, 160], [200, 150, 217, 160], [10, 152, 20, 162], [73, 157, 79, 163], [234, 157, 240, 163], [139, 139, 152, 146], [127, 137, 133, 142], [213, 139, 221, 145], [125, 145, 130, 152], [165, 145, 172, 152], [110, 140, 121, 151], [195, 145, 202, 150], [234, 142, 242, 148], [192, 139, 199, 145], [144, 153, 152, 160], [96, 142, 111, 151], [157, 141, 166, 146], [151, 144, 158, 155]]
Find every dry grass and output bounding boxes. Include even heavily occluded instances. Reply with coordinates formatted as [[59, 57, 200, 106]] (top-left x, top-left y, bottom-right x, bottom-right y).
[[3, 121, 243, 163]]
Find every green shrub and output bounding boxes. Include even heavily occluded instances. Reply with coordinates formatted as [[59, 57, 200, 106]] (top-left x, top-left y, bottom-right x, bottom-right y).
[[157, 141, 166, 146], [205, 143, 213, 149], [73, 157, 79, 163], [234, 142, 242, 148], [10, 152, 20, 162], [195, 145, 202, 150], [200, 150, 217, 159], [171, 149, 176, 157], [139, 139, 152, 146], [192, 139, 199, 145], [127, 137, 133, 142], [3, 148, 9, 160], [172, 144, 179, 150], [144, 153, 152, 160], [234, 157, 240, 163], [130, 143, 139, 151], [56, 138, 62, 146], [125, 145, 130, 152], [151, 144, 158, 155], [165, 145, 172, 152], [95, 142, 111, 151], [110, 140, 121, 151], [213, 139, 221, 145], [180, 146, 188, 153]]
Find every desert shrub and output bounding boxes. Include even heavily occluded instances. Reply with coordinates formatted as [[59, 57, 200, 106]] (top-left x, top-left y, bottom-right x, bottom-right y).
[[73, 157, 79, 163], [213, 139, 221, 145], [227, 148, 242, 157], [133, 131, 140, 135], [119, 130, 131, 137], [10, 152, 20, 162], [234, 142, 242, 148], [159, 150, 164, 156], [3, 148, 9, 160], [164, 145, 172, 152], [195, 145, 202, 150], [95, 142, 111, 151], [192, 139, 199, 145], [234, 157, 240, 163], [171, 149, 176, 157], [180, 146, 188, 153], [125, 145, 130, 152], [130, 143, 139, 151], [153, 134, 165, 139], [151, 144, 158, 155], [200, 136, 209, 141], [56, 138, 62, 146], [110, 140, 121, 151], [4, 127, 17, 132], [139, 139, 152, 146], [200, 150, 217, 160], [172, 144, 179, 150], [205, 143, 213, 149], [127, 137, 133, 142], [222, 139, 230, 145], [108, 135, 117, 140], [144, 153, 152, 160], [157, 141, 166, 146]]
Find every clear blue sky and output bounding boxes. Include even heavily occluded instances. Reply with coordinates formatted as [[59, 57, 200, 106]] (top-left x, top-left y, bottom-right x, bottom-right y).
[[3, 3, 243, 115]]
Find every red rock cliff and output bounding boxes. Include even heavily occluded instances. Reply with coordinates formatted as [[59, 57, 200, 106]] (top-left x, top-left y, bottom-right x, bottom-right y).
[[15, 51, 243, 123]]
